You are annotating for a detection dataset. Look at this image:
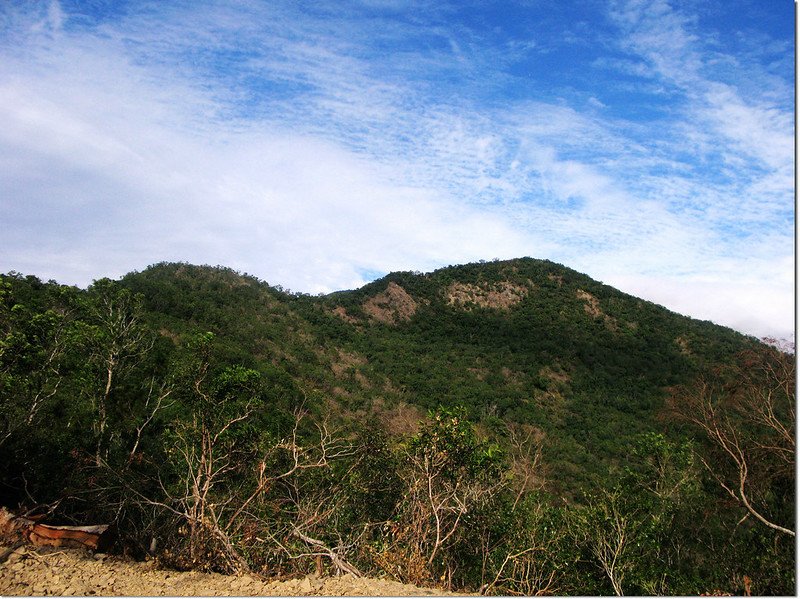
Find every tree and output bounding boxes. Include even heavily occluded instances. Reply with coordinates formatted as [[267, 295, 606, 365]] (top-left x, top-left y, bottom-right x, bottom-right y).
[[111, 332, 353, 575], [570, 433, 702, 596], [248, 410, 361, 577], [159, 333, 264, 571], [574, 486, 636, 596], [481, 495, 567, 596], [83, 279, 153, 463], [671, 341, 795, 537], [383, 407, 506, 588], [505, 422, 546, 510], [0, 279, 76, 447]]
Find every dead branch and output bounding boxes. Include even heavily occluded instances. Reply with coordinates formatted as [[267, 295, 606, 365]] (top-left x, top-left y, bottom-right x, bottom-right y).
[[290, 528, 362, 577], [673, 370, 795, 537]]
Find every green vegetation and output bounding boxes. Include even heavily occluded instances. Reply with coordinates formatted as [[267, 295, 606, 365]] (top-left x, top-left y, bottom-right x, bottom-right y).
[[0, 259, 793, 594]]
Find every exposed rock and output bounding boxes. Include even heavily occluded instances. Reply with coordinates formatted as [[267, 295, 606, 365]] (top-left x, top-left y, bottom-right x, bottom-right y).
[[362, 282, 420, 325], [1, 540, 466, 596], [445, 281, 530, 311], [675, 335, 692, 355], [575, 289, 618, 331], [298, 576, 316, 594]]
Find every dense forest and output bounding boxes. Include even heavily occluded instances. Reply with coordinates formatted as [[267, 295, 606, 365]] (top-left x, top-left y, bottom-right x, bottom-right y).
[[0, 258, 794, 595]]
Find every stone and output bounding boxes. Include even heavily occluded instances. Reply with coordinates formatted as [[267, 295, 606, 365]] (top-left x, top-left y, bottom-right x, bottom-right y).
[[298, 577, 314, 594]]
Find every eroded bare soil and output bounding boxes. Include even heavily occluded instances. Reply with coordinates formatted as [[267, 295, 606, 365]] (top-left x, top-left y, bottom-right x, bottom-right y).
[[0, 544, 461, 596], [445, 282, 529, 311]]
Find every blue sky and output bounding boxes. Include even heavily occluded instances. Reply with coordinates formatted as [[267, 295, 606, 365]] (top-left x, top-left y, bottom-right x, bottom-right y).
[[0, 0, 794, 340]]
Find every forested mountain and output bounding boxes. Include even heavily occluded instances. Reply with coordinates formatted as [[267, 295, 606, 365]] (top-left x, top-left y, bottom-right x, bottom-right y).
[[123, 259, 756, 491], [0, 259, 794, 595]]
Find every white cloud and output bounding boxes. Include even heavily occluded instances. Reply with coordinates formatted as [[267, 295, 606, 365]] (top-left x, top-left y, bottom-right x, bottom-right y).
[[608, 268, 794, 342], [0, 13, 537, 293], [0, 0, 793, 340], [702, 83, 793, 174]]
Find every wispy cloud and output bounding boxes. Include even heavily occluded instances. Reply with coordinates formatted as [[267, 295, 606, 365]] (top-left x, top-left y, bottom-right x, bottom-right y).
[[0, 0, 793, 339]]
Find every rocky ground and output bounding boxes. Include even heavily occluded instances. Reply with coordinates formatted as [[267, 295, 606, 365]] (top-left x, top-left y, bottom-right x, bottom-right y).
[[0, 543, 462, 596]]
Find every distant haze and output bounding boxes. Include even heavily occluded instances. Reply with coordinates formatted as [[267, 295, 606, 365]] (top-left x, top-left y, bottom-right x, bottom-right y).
[[0, 1, 793, 341]]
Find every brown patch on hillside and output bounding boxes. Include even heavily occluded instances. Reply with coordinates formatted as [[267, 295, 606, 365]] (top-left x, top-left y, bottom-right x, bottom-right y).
[[501, 367, 526, 389], [330, 349, 371, 388], [467, 367, 489, 381], [547, 273, 564, 286], [362, 283, 420, 325], [675, 335, 692, 355], [158, 328, 180, 344], [530, 366, 571, 426], [329, 306, 359, 324], [575, 289, 602, 317], [373, 400, 425, 436], [330, 349, 367, 377], [382, 378, 403, 395], [539, 365, 570, 386], [445, 281, 530, 311], [576, 289, 618, 331], [354, 372, 371, 388]]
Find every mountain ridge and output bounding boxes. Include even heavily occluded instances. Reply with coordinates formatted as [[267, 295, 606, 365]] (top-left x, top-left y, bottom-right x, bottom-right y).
[[1, 256, 792, 594], [114, 257, 758, 490]]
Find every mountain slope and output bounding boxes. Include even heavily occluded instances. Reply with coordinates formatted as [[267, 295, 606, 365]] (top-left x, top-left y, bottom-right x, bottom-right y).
[[3, 257, 791, 595], [120, 258, 757, 490]]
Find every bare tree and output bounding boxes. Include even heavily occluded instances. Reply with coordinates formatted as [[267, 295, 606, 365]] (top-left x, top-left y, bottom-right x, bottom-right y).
[[85, 279, 153, 464], [671, 341, 795, 537], [119, 404, 358, 575], [572, 487, 639, 596], [125, 376, 176, 466], [481, 499, 563, 596], [384, 409, 506, 588], [505, 422, 546, 510], [483, 547, 558, 596], [228, 410, 362, 576]]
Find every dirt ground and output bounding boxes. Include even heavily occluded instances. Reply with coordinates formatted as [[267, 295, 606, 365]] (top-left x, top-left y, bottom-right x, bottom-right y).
[[0, 543, 463, 596]]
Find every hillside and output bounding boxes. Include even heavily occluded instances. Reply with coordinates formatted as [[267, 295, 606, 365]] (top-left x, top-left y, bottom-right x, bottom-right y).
[[0, 258, 792, 595], [121, 258, 756, 490]]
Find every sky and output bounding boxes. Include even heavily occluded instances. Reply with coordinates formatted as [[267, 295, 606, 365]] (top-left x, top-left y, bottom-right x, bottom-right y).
[[0, 0, 794, 340]]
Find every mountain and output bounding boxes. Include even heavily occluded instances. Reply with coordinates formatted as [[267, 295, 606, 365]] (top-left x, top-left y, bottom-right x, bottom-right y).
[[119, 257, 757, 492], [2, 257, 792, 595]]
